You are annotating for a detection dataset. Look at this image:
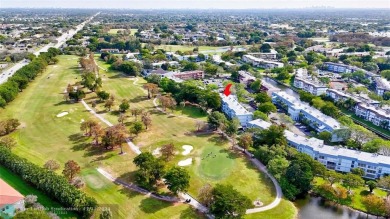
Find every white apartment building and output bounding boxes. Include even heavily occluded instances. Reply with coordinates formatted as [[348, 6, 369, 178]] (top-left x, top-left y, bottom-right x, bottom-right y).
[[220, 94, 253, 127], [242, 55, 284, 69], [271, 91, 345, 142], [374, 77, 390, 96], [293, 69, 328, 96], [248, 119, 390, 179]]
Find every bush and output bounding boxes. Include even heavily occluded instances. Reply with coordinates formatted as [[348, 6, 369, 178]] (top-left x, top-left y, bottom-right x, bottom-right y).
[[0, 147, 97, 218]]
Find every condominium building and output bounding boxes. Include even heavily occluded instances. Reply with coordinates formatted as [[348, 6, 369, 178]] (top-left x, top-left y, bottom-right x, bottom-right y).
[[271, 91, 345, 142], [293, 69, 328, 96], [248, 119, 390, 179], [374, 77, 390, 96], [326, 89, 380, 107], [238, 71, 256, 86], [220, 94, 253, 127], [322, 62, 379, 79], [355, 104, 390, 130], [242, 55, 284, 69]]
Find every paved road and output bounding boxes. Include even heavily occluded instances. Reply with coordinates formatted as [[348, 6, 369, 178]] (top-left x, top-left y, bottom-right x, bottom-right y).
[[0, 12, 100, 85]]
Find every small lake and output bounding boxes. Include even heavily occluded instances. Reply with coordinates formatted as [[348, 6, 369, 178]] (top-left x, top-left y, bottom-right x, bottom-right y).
[[296, 196, 378, 219]]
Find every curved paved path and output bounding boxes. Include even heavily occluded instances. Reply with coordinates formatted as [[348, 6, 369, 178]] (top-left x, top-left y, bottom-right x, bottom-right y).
[[81, 99, 208, 213], [153, 97, 283, 214], [83, 82, 283, 215]]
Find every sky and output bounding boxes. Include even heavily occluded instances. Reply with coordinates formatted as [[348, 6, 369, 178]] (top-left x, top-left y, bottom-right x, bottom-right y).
[[0, 0, 389, 9]]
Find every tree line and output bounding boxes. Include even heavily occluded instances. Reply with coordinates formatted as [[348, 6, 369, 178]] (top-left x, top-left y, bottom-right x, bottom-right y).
[[0, 48, 61, 108]]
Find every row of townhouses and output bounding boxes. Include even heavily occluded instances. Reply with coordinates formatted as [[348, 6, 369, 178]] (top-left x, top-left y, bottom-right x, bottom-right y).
[[248, 119, 390, 179], [271, 91, 345, 142], [326, 89, 390, 130], [242, 54, 284, 69], [293, 68, 328, 96]]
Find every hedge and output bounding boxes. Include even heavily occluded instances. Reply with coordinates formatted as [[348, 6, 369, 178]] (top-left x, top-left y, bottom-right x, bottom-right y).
[[0, 147, 97, 218]]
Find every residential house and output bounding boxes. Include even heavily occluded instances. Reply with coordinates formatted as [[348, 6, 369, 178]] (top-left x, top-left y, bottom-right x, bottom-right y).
[[0, 179, 25, 219]]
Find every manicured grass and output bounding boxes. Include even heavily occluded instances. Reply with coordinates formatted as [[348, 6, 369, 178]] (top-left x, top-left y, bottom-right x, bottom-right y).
[[0, 166, 78, 218], [0, 55, 200, 219], [244, 199, 297, 219], [314, 176, 387, 212], [0, 55, 295, 219], [198, 145, 235, 180]]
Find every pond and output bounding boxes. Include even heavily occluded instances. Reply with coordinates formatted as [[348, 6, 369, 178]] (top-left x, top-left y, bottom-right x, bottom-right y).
[[296, 196, 378, 219]]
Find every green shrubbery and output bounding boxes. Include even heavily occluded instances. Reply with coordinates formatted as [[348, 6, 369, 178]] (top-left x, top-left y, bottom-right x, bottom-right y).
[[0, 147, 97, 218]]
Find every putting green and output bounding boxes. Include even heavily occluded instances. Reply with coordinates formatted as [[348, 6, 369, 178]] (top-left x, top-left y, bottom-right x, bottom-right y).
[[198, 145, 235, 180]]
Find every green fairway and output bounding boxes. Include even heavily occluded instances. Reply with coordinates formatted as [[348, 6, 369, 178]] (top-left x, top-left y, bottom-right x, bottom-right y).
[[0, 55, 200, 219], [0, 166, 78, 218]]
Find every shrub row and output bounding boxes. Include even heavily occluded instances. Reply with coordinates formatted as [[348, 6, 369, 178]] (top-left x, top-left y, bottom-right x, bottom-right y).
[[0, 147, 97, 218]]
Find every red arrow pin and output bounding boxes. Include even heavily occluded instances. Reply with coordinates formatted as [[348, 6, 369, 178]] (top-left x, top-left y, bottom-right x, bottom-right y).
[[223, 83, 232, 96]]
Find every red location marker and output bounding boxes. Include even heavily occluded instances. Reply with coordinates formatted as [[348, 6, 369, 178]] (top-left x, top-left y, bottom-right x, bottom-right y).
[[223, 83, 232, 96]]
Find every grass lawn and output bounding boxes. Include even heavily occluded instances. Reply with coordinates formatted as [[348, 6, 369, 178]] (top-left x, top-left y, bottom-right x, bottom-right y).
[[108, 28, 138, 36], [314, 176, 387, 212], [244, 199, 297, 219], [0, 55, 200, 219], [0, 166, 78, 218]]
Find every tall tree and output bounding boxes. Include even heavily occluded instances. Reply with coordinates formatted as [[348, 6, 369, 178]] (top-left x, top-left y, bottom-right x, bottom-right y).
[[164, 166, 190, 194], [160, 143, 175, 161], [141, 112, 152, 130], [238, 133, 253, 151], [198, 183, 213, 207], [62, 160, 81, 181], [342, 173, 364, 193], [209, 184, 252, 218], [143, 83, 159, 99]]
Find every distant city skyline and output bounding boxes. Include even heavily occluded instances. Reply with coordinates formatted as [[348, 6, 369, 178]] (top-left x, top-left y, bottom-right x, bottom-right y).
[[1, 0, 389, 9]]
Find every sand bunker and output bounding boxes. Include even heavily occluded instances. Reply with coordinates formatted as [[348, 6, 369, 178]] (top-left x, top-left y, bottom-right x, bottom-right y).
[[178, 158, 192, 166], [152, 147, 161, 156], [56, 112, 69, 117], [182, 145, 193, 155]]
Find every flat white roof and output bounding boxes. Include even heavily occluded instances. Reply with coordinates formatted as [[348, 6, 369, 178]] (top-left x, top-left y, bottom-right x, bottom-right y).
[[273, 91, 342, 129], [249, 119, 390, 166], [220, 94, 252, 116]]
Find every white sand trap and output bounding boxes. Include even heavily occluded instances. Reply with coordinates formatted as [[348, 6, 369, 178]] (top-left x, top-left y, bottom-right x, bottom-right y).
[[56, 112, 69, 117], [178, 158, 192, 166], [152, 147, 161, 156], [80, 119, 85, 123], [182, 145, 193, 155]]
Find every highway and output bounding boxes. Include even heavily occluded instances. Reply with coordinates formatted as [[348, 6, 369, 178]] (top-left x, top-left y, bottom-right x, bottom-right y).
[[0, 12, 100, 85]]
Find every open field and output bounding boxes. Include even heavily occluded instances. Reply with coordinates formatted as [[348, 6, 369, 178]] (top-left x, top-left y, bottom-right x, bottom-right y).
[[0, 166, 78, 218], [0, 55, 200, 219], [108, 28, 138, 36]]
